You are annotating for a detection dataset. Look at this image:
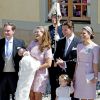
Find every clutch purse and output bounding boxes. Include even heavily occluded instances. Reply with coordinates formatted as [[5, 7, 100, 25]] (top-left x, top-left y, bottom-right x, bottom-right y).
[[86, 73, 94, 83]]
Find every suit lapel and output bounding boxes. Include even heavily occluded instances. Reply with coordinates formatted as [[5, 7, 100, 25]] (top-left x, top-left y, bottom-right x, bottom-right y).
[[57, 25, 62, 38], [13, 38, 17, 57], [2, 39, 5, 60], [62, 38, 67, 57], [63, 37, 66, 51]]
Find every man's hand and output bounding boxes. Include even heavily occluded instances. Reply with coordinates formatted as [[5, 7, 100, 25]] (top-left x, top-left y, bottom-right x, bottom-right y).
[[56, 58, 65, 69]]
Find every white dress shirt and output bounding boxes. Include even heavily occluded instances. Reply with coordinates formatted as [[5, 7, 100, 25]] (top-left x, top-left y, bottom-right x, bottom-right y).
[[64, 33, 75, 56], [5, 37, 13, 58]]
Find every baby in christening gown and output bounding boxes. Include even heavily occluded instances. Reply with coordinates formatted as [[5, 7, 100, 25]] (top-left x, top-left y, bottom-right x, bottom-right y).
[[56, 74, 74, 100], [15, 51, 40, 100]]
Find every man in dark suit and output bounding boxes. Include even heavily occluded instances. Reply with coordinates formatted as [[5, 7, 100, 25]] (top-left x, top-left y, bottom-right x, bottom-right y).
[[48, 13, 63, 55], [54, 21, 81, 100], [0, 22, 25, 100]]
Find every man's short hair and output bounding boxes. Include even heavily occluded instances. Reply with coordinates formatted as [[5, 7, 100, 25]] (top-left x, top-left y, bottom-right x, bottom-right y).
[[3, 22, 16, 31]]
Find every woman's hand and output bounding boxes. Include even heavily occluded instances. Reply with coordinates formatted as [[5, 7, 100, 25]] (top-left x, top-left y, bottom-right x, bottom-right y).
[[39, 57, 52, 69], [90, 77, 98, 84], [23, 51, 30, 56]]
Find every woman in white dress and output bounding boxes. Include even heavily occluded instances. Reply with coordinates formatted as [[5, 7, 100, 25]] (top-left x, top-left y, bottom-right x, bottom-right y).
[[56, 74, 74, 100]]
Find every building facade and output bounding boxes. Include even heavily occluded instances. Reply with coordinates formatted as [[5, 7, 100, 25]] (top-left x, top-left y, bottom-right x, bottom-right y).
[[0, 0, 100, 45]]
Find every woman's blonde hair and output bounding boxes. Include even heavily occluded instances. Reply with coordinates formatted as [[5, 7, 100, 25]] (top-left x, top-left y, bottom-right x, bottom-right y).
[[36, 26, 51, 52]]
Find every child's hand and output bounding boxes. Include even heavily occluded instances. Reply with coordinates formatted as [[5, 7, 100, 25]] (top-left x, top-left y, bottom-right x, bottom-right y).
[[71, 81, 73, 86], [18, 48, 26, 56], [70, 81, 74, 93]]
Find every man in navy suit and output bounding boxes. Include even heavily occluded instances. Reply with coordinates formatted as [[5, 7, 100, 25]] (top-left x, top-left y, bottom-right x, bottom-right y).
[[48, 13, 63, 53], [54, 21, 81, 100], [0, 22, 25, 100], [48, 12, 64, 100]]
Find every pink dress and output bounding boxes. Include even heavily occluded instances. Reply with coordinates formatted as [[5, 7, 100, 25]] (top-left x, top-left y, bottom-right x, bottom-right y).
[[74, 43, 100, 99], [27, 40, 52, 93]]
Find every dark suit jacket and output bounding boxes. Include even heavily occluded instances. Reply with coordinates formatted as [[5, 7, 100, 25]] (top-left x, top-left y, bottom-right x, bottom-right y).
[[54, 35, 81, 79], [49, 24, 63, 54], [0, 38, 25, 72], [49, 24, 63, 40]]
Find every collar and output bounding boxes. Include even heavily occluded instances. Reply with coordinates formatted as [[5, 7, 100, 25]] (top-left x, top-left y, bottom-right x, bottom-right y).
[[66, 33, 74, 41], [53, 22, 61, 27], [6, 37, 13, 43]]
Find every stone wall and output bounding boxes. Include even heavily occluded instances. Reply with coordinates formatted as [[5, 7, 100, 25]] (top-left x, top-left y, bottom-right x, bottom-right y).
[[14, 29, 33, 46], [0, 28, 33, 46]]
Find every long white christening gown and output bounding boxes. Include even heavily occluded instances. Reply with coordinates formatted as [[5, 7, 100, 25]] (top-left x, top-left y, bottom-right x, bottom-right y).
[[15, 53, 40, 100]]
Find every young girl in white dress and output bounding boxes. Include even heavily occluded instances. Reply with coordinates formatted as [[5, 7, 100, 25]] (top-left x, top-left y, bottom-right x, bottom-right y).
[[56, 74, 74, 100]]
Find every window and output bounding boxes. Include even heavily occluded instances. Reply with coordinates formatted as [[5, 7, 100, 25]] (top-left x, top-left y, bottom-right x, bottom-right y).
[[48, 0, 91, 21]]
